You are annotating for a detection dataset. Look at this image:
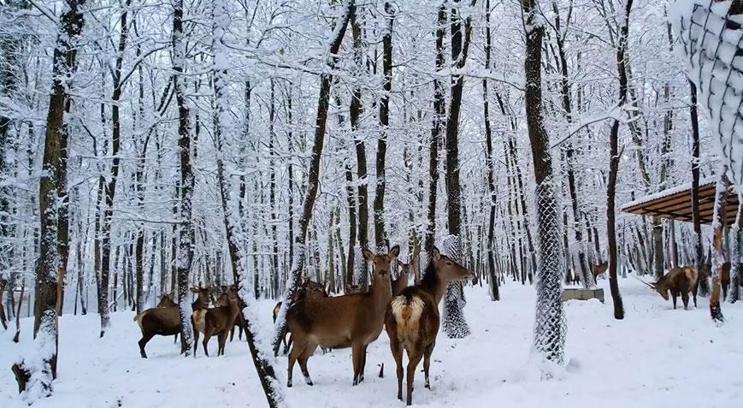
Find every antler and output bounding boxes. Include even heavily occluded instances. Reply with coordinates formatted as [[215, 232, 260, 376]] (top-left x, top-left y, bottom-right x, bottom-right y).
[[633, 275, 655, 289]]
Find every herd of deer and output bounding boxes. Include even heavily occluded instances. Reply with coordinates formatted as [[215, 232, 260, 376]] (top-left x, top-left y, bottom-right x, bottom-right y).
[[133, 248, 730, 405], [132, 245, 473, 405]]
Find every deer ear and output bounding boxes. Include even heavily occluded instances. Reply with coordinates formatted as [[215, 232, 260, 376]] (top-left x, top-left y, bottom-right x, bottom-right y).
[[431, 247, 441, 260], [389, 245, 400, 258], [363, 248, 374, 262]]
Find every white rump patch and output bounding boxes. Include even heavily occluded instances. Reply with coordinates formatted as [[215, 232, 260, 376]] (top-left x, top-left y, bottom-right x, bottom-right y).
[[391, 296, 424, 328]]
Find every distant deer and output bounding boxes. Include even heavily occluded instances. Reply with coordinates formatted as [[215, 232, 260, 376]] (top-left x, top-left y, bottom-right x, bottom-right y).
[[392, 258, 416, 296], [699, 261, 732, 301], [134, 287, 210, 358], [592, 261, 608, 281], [286, 245, 399, 387], [193, 286, 242, 357], [385, 247, 474, 405], [157, 293, 177, 308], [639, 266, 699, 310]]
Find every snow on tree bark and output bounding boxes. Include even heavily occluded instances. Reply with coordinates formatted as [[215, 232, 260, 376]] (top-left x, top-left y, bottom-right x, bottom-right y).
[[14, 0, 87, 399], [172, 0, 195, 355], [271, 0, 354, 357], [730, 195, 743, 303], [522, 0, 566, 366], [709, 171, 730, 323]]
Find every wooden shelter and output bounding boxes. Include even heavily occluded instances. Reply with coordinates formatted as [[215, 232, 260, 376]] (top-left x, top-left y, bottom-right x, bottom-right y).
[[621, 180, 739, 225]]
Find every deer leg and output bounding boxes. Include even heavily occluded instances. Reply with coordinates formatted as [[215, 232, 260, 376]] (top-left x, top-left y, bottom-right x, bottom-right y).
[[693, 283, 698, 308], [359, 344, 369, 383], [230, 326, 235, 342], [671, 291, 677, 309], [352, 342, 364, 386], [218, 333, 227, 356], [138, 333, 154, 359], [203, 332, 211, 357], [287, 339, 306, 388], [406, 350, 423, 406], [682, 291, 689, 310], [423, 341, 435, 389], [299, 343, 317, 386], [193, 328, 200, 358], [390, 339, 404, 401]]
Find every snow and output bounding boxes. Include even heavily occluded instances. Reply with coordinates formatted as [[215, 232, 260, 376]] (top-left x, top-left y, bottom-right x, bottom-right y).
[[620, 177, 718, 211], [2, 279, 743, 407]]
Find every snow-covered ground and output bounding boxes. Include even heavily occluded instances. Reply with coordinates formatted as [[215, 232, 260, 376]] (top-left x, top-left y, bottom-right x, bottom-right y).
[[2, 278, 742, 407]]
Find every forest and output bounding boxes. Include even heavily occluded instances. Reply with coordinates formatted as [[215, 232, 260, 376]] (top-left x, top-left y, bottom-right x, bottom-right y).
[[0, 0, 742, 407]]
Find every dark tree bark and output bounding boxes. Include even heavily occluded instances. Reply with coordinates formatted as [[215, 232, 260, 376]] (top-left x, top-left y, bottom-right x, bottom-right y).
[[15, 0, 87, 395], [482, 0, 499, 301], [522, 0, 565, 364], [272, 0, 354, 356], [98, 0, 132, 336], [373, 3, 395, 250], [688, 81, 709, 296], [442, 0, 475, 339], [604, 0, 634, 321], [172, 0, 195, 356], [425, 4, 447, 253], [349, 7, 369, 287]]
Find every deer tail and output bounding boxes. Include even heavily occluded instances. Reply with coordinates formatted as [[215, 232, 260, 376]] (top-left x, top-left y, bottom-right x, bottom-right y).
[[134, 311, 147, 331], [390, 295, 424, 328]]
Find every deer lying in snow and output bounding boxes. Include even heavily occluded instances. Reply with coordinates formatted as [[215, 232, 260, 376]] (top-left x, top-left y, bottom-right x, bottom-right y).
[[134, 288, 211, 358], [640, 266, 699, 310], [385, 247, 474, 405], [193, 286, 242, 357], [286, 245, 399, 387]]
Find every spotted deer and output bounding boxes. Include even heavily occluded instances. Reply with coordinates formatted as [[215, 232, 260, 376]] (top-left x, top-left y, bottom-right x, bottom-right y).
[[286, 245, 399, 387], [385, 247, 474, 405]]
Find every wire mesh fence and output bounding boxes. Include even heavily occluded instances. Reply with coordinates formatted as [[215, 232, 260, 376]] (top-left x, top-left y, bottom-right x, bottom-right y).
[[531, 179, 566, 365]]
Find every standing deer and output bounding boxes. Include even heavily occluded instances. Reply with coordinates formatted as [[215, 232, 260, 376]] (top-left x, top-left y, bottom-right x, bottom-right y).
[[193, 286, 241, 357], [385, 247, 474, 405], [639, 266, 699, 310], [134, 287, 210, 358], [592, 261, 608, 281], [272, 280, 328, 353], [286, 245, 399, 387], [392, 258, 415, 296]]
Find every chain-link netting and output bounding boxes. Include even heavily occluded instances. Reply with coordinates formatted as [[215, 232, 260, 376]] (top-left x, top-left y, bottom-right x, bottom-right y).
[[532, 179, 566, 365], [441, 234, 471, 338], [672, 0, 743, 190]]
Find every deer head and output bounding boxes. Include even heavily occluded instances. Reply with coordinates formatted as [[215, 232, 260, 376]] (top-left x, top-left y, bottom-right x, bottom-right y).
[[363, 245, 400, 279], [430, 246, 473, 282]]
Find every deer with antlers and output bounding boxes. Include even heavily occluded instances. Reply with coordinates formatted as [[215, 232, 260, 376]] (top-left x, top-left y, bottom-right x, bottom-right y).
[[285, 245, 398, 387], [385, 247, 474, 405], [638, 266, 699, 310]]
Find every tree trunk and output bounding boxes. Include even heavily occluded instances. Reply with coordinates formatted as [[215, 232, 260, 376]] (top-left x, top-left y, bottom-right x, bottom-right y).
[[729, 195, 742, 303], [482, 0, 499, 301], [710, 172, 730, 323], [425, 4, 447, 253], [373, 3, 395, 250], [688, 81, 709, 296], [349, 7, 369, 287], [173, 0, 195, 356], [442, 0, 473, 339], [271, 0, 354, 356], [522, 0, 565, 365], [16, 0, 87, 396]]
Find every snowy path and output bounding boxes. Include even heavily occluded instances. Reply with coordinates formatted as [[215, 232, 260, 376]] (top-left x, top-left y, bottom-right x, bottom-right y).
[[2, 279, 742, 407]]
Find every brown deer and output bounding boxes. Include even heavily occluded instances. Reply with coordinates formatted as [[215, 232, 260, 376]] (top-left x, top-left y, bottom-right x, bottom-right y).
[[157, 293, 177, 308], [385, 247, 474, 405], [392, 258, 416, 296], [272, 280, 328, 353], [592, 261, 608, 281], [134, 287, 210, 358], [699, 261, 732, 301], [639, 266, 699, 310], [286, 245, 399, 387], [192, 286, 242, 357]]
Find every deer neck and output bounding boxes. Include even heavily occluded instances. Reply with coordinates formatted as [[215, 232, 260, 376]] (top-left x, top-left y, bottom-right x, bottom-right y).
[[420, 264, 446, 305], [369, 273, 392, 313]]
